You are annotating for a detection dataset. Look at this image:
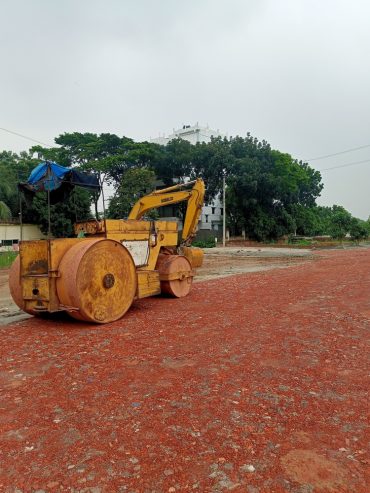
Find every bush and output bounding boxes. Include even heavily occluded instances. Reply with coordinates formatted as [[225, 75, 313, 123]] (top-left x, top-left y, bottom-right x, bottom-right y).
[[192, 237, 216, 248]]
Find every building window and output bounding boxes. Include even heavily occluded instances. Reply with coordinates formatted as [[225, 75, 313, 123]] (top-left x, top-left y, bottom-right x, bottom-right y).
[[205, 215, 209, 223], [220, 208, 223, 216], [212, 207, 215, 214]]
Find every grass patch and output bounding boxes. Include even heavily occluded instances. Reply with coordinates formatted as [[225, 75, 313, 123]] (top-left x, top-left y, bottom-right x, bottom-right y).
[[0, 252, 18, 269], [288, 239, 314, 247], [192, 238, 217, 248]]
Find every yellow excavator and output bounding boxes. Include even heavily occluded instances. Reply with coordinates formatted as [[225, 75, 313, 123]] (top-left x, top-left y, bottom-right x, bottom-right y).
[[9, 178, 205, 323]]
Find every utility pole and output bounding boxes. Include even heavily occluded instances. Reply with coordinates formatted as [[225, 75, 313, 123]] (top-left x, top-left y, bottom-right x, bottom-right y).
[[46, 162, 51, 238], [222, 171, 226, 247]]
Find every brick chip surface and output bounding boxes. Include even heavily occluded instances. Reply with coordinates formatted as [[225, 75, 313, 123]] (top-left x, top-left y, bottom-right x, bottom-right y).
[[0, 249, 369, 493]]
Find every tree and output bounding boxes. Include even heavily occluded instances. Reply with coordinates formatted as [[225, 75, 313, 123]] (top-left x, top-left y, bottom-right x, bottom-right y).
[[0, 150, 38, 219], [23, 188, 93, 238], [289, 205, 317, 235], [329, 205, 352, 241], [0, 149, 93, 236], [0, 201, 11, 221], [349, 217, 369, 244], [215, 136, 323, 240], [193, 136, 234, 202], [270, 151, 323, 207], [313, 206, 336, 235], [50, 132, 163, 186], [0, 130, 333, 243], [154, 138, 194, 186], [108, 168, 156, 219]]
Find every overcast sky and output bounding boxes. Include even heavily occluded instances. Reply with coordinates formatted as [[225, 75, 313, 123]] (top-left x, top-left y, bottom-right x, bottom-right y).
[[1, 0, 370, 217]]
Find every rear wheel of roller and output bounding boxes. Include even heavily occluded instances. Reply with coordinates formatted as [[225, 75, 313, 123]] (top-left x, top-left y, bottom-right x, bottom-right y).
[[156, 254, 193, 298]]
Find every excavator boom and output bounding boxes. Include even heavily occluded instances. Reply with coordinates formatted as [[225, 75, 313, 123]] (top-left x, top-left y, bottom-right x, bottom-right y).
[[128, 178, 205, 245]]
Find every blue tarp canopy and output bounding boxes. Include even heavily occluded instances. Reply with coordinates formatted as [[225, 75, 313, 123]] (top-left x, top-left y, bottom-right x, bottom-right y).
[[26, 161, 72, 192], [19, 161, 101, 204]]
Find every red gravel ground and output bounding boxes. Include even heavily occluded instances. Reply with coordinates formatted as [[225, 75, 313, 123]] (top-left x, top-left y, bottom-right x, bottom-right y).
[[0, 249, 369, 493]]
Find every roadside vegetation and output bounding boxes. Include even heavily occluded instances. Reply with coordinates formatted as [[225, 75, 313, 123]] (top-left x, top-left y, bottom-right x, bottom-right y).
[[192, 238, 217, 248], [1, 133, 369, 242], [0, 252, 18, 269]]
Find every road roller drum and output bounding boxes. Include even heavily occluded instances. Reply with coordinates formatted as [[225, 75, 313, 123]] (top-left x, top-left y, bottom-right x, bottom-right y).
[[56, 239, 137, 323], [156, 254, 193, 298]]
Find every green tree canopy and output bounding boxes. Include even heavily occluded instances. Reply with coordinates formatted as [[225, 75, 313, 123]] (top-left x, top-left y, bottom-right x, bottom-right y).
[[204, 135, 324, 240], [2, 130, 367, 243], [0, 149, 92, 236], [108, 168, 156, 219], [349, 217, 370, 243], [21, 188, 93, 238], [0, 201, 11, 221], [329, 205, 353, 240]]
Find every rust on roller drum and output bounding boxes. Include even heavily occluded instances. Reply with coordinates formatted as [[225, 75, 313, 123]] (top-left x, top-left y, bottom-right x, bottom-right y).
[[56, 239, 137, 323], [156, 254, 193, 298], [9, 256, 38, 315], [9, 255, 25, 311], [9, 254, 47, 316], [181, 246, 204, 268]]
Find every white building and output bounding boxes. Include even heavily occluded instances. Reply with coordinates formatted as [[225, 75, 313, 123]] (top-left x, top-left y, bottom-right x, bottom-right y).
[[152, 122, 224, 146], [0, 223, 46, 251], [151, 123, 224, 234]]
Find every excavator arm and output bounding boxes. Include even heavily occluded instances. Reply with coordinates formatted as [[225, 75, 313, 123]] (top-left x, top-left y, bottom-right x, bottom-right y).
[[128, 178, 205, 245]]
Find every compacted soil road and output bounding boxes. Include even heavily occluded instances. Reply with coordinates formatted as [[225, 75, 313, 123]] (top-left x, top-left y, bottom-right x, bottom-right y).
[[0, 247, 313, 325], [0, 249, 369, 492]]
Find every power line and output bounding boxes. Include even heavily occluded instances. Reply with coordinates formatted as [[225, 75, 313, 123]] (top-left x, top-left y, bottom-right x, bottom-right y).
[[0, 126, 53, 147], [320, 158, 370, 172], [4, 125, 370, 177], [306, 143, 370, 161]]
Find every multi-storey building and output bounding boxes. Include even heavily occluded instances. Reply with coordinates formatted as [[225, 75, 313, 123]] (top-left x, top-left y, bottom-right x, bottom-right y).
[[152, 123, 223, 146]]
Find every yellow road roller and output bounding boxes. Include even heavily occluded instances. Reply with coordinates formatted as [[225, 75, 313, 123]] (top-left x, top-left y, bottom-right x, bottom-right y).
[[9, 176, 205, 323]]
